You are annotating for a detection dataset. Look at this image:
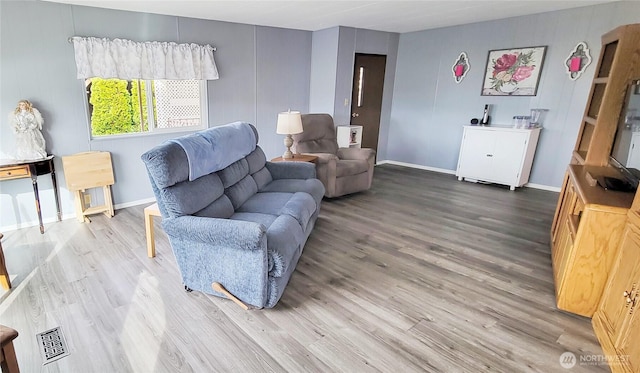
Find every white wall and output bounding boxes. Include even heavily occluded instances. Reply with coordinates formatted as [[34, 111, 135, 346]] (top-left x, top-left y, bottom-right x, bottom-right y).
[[387, 1, 640, 187]]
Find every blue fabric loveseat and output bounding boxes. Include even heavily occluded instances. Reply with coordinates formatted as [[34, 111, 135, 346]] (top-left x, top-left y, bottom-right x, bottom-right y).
[[141, 122, 324, 308]]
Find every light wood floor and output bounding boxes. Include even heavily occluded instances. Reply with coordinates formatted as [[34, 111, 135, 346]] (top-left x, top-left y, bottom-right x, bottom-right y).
[[0, 165, 609, 372]]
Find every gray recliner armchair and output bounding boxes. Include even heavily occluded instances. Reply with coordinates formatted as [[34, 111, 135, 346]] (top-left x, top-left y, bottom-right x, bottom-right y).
[[292, 113, 376, 198]]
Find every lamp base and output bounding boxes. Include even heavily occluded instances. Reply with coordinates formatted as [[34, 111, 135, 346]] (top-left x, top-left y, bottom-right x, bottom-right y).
[[282, 135, 294, 159]]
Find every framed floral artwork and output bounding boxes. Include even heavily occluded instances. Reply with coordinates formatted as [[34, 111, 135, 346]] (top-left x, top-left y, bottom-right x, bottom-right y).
[[481, 46, 547, 96]]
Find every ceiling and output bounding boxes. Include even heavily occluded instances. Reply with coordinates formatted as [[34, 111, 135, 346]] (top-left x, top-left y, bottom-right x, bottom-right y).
[[43, 0, 619, 33]]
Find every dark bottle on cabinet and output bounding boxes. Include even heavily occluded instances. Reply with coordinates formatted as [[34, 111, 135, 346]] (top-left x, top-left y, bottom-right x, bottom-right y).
[[481, 104, 491, 125]]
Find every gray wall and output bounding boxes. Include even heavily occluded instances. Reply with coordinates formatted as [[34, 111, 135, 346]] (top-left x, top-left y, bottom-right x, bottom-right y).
[[387, 1, 640, 188], [342, 28, 399, 160], [0, 1, 311, 229], [308, 26, 399, 158], [2, 0, 638, 231], [309, 28, 339, 115]]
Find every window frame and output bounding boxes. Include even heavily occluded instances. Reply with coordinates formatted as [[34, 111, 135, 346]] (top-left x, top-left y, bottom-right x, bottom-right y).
[[83, 79, 209, 140]]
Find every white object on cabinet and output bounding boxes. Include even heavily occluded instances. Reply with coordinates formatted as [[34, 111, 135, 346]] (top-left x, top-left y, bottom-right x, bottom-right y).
[[626, 132, 640, 169], [456, 125, 541, 190], [336, 125, 362, 148]]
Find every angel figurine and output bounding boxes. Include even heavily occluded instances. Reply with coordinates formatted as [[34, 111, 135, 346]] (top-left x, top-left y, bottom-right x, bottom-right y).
[[8, 100, 47, 160]]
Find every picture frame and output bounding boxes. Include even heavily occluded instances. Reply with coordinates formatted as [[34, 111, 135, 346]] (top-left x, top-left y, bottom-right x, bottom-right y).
[[481, 46, 547, 96]]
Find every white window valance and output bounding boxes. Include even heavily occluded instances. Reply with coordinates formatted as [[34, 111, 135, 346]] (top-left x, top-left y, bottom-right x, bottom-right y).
[[70, 36, 219, 80]]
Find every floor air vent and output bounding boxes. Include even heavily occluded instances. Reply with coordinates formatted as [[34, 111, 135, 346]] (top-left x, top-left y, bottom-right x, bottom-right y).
[[36, 326, 70, 365]]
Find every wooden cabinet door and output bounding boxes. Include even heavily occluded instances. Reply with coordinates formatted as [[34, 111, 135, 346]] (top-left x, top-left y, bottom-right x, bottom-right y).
[[552, 181, 577, 247], [551, 178, 579, 293], [617, 308, 639, 373], [597, 222, 640, 348], [552, 172, 571, 239], [553, 219, 574, 289], [612, 221, 640, 372]]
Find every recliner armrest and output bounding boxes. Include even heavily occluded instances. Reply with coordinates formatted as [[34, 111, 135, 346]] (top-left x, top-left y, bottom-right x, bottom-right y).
[[163, 215, 266, 250], [309, 152, 339, 164], [337, 148, 376, 161], [266, 161, 316, 179]]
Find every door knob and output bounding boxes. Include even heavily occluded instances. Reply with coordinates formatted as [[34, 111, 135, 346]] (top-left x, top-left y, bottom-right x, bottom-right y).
[[352, 113, 359, 118]]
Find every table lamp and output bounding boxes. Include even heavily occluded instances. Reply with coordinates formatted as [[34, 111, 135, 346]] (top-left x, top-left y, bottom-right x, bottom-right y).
[[276, 110, 303, 159]]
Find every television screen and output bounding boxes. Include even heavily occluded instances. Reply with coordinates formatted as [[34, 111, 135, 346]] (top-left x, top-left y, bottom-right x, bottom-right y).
[[610, 80, 640, 183]]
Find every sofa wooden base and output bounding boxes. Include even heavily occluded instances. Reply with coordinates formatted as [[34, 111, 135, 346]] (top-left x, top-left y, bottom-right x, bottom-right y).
[[212, 282, 250, 310]]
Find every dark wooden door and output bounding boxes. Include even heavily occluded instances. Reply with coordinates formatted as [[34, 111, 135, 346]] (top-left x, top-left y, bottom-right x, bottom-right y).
[[350, 54, 386, 151]]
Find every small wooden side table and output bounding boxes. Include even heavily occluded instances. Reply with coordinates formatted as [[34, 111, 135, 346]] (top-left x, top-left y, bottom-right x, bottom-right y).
[[270, 154, 318, 163], [62, 151, 115, 223], [144, 203, 161, 258], [0, 156, 62, 234]]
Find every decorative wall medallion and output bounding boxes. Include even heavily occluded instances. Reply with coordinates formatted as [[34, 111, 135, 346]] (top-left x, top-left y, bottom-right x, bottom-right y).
[[565, 42, 592, 81], [452, 52, 470, 83]]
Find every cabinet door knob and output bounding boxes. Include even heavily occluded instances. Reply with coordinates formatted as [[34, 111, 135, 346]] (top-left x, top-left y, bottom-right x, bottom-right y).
[[623, 287, 638, 313]]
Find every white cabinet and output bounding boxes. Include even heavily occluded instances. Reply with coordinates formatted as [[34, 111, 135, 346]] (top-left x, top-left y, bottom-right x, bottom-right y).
[[626, 132, 640, 169], [336, 125, 362, 148], [456, 125, 541, 190]]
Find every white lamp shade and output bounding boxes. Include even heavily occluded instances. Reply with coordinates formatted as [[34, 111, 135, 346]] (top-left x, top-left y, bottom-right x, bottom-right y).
[[276, 111, 303, 135]]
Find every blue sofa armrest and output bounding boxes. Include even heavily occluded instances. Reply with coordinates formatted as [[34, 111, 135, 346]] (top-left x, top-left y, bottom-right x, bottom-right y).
[[266, 161, 316, 180], [162, 216, 270, 307], [163, 215, 266, 249]]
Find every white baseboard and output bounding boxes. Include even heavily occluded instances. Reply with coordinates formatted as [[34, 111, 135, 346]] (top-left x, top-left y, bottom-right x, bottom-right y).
[[1, 197, 157, 232], [2, 165, 559, 233], [376, 160, 456, 175], [114, 197, 156, 210], [0, 213, 77, 232], [376, 160, 560, 192], [524, 183, 561, 192]]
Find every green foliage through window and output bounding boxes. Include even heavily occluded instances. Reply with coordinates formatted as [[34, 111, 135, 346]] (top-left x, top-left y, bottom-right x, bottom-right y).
[[88, 78, 135, 136], [130, 80, 149, 132], [85, 78, 204, 137]]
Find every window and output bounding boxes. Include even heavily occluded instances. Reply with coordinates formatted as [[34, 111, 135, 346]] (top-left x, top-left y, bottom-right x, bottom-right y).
[[85, 78, 207, 137]]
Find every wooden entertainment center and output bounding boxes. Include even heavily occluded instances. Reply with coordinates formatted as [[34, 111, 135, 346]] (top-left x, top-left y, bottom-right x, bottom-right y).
[[550, 24, 640, 372]]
